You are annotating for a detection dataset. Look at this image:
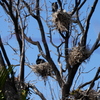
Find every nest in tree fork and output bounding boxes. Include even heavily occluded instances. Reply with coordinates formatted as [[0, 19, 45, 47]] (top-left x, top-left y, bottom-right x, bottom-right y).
[[30, 62, 53, 79], [52, 10, 71, 32], [68, 46, 90, 66], [70, 89, 100, 99]]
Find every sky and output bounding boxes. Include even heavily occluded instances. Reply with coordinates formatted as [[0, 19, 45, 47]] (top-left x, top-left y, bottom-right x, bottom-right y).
[[0, 0, 100, 100]]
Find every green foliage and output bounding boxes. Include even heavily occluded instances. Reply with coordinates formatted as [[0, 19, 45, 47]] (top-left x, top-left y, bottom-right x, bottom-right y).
[[0, 66, 14, 99], [21, 89, 28, 100], [0, 68, 7, 90], [0, 90, 5, 100], [0, 66, 13, 89]]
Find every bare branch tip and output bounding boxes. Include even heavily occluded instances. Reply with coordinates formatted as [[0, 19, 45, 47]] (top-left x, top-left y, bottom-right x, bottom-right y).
[[98, 32, 100, 40]]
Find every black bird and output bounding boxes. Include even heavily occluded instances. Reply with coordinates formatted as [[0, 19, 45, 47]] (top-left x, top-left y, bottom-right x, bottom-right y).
[[52, 2, 58, 12], [36, 55, 46, 64]]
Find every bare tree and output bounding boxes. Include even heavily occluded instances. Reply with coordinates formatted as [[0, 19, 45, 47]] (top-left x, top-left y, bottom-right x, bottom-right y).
[[0, 0, 100, 100]]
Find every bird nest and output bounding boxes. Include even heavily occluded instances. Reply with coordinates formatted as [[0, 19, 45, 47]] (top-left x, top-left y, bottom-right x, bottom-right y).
[[52, 10, 71, 32], [30, 62, 53, 79], [70, 89, 100, 100], [68, 46, 90, 66]]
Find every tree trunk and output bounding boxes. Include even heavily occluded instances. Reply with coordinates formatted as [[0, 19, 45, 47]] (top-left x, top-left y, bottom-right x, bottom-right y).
[[62, 63, 80, 100]]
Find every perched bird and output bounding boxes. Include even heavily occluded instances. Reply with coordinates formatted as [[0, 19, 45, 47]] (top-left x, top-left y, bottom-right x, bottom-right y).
[[36, 55, 46, 64], [52, 2, 58, 12]]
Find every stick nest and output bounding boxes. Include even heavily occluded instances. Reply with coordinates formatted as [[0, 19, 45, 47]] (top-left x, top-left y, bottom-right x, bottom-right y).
[[68, 46, 90, 66], [70, 89, 100, 99], [31, 62, 53, 79], [52, 10, 71, 32]]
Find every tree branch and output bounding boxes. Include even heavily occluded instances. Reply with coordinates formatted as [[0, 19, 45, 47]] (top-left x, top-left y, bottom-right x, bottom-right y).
[[65, 32, 71, 71], [86, 67, 100, 94], [78, 0, 87, 11], [78, 75, 100, 89], [22, 0, 37, 19], [16, 5, 25, 83], [0, 36, 11, 67], [57, 0, 62, 10], [0, 0, 22, 53], [0, 51, 6, 71], [24, 34, 45, 56], [49, 28, 64, 48], [62, 63, 80, 99], [76, 8, 84, 34], [89, 33, 100, 55], [71, 0, 82, 15], [29, 83, 46, 100], [82, 0, 98, 46], [36, 0, 39, 16], [36, 17, 50, 58], [0, 36, 14, 80]]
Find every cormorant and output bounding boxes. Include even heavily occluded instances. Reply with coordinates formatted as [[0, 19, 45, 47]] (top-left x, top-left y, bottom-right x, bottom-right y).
[[36, 55, 46, 64], [52, 2, 58, 12]]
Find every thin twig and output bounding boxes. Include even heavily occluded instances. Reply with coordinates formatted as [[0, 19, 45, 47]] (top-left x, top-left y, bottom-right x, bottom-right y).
[[78, 75, 100, 89], [89, 33, 100, 55], [86, 67, 100, 94], [22, 0, 37, 19], [71, 0, 81, 15]]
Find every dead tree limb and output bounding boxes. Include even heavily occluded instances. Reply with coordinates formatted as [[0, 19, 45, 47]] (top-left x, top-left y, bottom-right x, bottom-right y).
[[71, 0, 87, 15], [86, 67, 100, 94], [0, 0, 22, 52], [29, 83, 46, 100], [16, 5, 25, 83], [78, 75, 100, 89], [81, 0, 98, 46], [62, 63, 81, 100], [0, 36, 14, 81]]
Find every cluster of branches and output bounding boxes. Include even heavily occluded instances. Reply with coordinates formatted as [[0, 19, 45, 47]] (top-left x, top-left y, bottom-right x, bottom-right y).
[[0, 0, 100, 100]]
